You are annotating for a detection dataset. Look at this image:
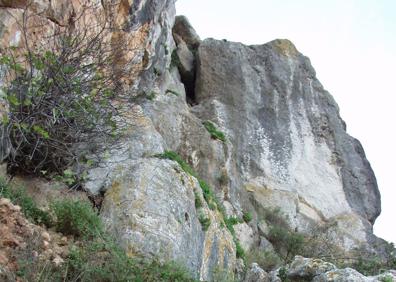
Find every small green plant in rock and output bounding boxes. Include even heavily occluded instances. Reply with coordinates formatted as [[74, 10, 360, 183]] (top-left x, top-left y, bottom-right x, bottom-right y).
[[380, 275, 393, 282], [235, 240, 245, 259], [198, 212, 211, 231], [156, 151, 197, 177], [194, 191, 203, 209], [51, 199, 102, 238], [171, 49, 181, 68], [243, 211, 253, 223], [147, 91, 157, 100], [278, 266, 289, 282], [202, 121, 226, 142]]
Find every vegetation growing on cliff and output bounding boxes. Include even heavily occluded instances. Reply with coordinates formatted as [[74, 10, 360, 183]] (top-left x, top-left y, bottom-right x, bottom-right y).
[[0, 4, 133, 188], [203, 120, 226, 142], [0, 177, 196, 281], [155, 150, 247, 259]]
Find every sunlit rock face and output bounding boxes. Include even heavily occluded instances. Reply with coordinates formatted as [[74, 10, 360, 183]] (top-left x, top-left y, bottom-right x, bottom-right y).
[[0, 0, 386, 279], [191, 37, 381, 250]]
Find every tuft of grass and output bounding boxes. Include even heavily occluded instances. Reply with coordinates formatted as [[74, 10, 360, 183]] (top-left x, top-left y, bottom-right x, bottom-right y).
[[243, 211, 253, 223], [198, 213, 211, 231], [0, 177, 52, 226], [202, 121, 226, 142], [235, 240, 245, 259], [156, 151, 197, 177], [51, 199, 103, 238], [194, 191, 203, 209]]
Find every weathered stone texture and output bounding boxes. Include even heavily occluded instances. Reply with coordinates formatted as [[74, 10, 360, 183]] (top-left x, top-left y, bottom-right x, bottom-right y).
[[192, 38, 381, 251], [100, 158, 236, 281]]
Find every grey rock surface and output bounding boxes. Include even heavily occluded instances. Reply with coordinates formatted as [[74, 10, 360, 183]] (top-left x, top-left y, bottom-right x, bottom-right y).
[[234, 222, 255, 251], [312, 268, 376, 282], [173, 15, 201, 49], [287, 256, 337, 280], [100, 158, 236, 281], [192, 38, 381, 251], [244, 263, 270, 282]]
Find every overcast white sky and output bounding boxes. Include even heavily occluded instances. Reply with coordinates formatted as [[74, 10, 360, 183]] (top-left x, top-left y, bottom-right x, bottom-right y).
[[176, 0, 396, 244]]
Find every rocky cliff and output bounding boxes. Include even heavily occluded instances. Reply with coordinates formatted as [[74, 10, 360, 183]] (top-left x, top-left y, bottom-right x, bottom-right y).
[[0, 1, 392, 281]]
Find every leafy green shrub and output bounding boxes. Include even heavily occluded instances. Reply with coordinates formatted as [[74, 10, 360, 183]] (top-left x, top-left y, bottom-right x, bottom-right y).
[[198, 212, 211, 231], [246, 250, 282, 271], [51, 199, 102, 238], [278, 266, 289, 282], [0, 177, 51, 226], [0, 11, 127, 182], [333, 243, 396, 276], [235, 240, 245, 259], [380, 275, 393, 282], [202, 121, 226, 142], [351, 257, 384, 276], [268, 226, 304, 262], [243, 211, 253, 223]]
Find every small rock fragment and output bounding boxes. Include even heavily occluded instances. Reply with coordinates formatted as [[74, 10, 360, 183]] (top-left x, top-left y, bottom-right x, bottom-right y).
[[43, 240, 50, 249], [41, 231, 51, 242], [53, 255, 64, 266]]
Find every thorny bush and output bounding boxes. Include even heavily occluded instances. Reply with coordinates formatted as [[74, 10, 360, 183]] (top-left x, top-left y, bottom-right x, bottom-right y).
[[0, 3, 133, 186]]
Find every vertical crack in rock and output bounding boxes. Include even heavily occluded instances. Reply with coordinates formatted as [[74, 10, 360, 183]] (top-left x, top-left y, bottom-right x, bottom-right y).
[[172, 16, 201, 105]]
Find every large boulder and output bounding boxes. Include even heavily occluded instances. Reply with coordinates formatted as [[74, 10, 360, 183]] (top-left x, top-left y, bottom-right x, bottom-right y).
[[100, 158, 236, 281]]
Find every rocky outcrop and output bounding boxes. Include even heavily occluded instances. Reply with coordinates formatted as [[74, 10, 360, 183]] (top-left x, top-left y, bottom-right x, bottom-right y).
[[189, 37, 381, 251], [100, 158, 235, 280], [0, 0, 389, 280], [251, 256, 396, 282]]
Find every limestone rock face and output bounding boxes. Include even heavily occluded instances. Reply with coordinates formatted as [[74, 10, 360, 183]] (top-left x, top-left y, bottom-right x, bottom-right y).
[[0, 0, 388, 279], [100, 158, 236, 281], [192, 38, 381, 250]]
